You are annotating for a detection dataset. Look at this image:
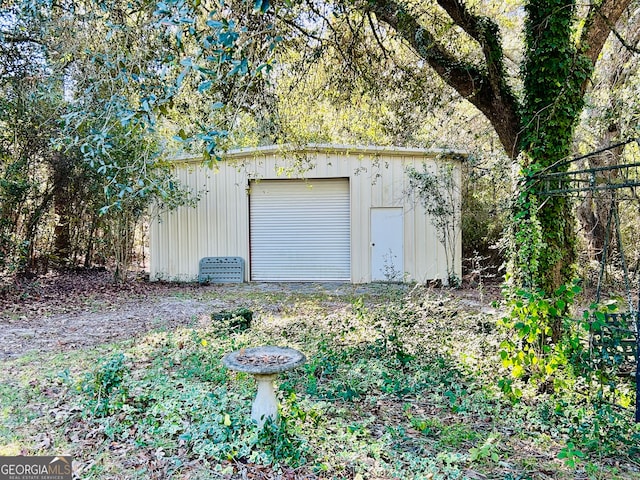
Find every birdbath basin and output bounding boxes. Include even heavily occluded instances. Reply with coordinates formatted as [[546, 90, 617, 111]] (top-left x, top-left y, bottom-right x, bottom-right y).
[[223, 346, 306, 427]]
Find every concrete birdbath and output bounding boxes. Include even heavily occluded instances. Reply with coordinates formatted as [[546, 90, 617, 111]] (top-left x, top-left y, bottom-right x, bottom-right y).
[[223, 346, 306, 427]]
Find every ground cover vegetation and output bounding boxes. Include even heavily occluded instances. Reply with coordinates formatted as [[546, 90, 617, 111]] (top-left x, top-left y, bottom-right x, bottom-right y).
[[1, 281, 639, 478]]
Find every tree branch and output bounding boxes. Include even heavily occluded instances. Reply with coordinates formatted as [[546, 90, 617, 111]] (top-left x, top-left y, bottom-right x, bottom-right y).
[[436, 0, 506, 79], [580, 0, 633, 70], [608, 24, 640, 55], [369, 0, 484, 99], [303, 2, 364, 78], [367, 11, 389, 59], [435, 0, 514, 132], [0, 32, 44, 45], [369, 0, 521, 157]]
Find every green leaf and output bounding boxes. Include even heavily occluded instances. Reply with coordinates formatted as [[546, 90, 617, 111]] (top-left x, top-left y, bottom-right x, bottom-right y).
[[176, 65, 190, 88], [206, 20, 224, 29], [254, 0, 270, 13], [198, 80, 212, 92]]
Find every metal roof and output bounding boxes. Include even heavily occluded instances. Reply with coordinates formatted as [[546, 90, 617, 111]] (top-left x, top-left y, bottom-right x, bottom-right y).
[[171, 143, 467, 163]]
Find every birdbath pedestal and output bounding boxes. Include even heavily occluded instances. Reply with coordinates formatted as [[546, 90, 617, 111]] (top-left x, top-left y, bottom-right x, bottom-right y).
[[223, 346, 306, 427]]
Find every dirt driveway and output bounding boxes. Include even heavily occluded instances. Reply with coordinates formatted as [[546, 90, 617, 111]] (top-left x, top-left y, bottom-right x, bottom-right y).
[[0, 272, 495, 360]]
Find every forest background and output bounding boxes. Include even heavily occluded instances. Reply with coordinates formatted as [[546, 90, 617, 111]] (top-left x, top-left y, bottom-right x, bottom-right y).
[[2, 0, 640, 292]]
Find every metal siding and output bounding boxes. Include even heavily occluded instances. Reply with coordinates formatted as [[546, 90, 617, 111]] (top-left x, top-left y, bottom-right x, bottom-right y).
[[351, 169, 367, 283], [149, 164, 250, 281], [149, 146, 461, 283], [250, 179, 351, 281], [408, 157, 442, 283]]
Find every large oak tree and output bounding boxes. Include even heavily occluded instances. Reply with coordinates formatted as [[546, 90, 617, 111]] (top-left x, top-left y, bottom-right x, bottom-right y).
[[264, 0, 635, 294], [357, 0, 634, 294]]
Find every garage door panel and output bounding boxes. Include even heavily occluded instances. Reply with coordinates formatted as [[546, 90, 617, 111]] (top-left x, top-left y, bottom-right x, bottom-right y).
[[250, 179, 350, 281]]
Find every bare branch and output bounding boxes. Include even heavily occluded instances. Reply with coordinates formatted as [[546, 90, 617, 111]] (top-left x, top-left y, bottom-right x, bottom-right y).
[[274, 14, 325, 44], [0, 32, 44, 45], [609, 25, 640, 55], [366, 11, 389, 60], [303, 2, 362, 78]]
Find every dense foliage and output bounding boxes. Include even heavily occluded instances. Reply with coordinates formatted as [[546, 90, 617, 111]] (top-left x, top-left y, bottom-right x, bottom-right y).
[[3, 0, 638, 289], [0, 0, 197, 278]]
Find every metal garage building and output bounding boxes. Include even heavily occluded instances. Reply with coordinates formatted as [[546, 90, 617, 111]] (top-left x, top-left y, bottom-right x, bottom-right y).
[[149, 144, 462, 283]]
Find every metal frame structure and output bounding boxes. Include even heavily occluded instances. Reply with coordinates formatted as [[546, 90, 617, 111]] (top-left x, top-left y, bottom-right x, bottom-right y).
[[533, 138, 640, 422]]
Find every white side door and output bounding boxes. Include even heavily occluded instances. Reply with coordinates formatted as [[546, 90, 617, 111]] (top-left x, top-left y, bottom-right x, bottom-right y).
[[370, 208, 404, 281]]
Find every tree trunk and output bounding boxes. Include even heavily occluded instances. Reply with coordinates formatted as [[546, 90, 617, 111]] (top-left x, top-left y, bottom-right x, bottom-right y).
[[84, 217, 99, 268], [53, 195, 72, 266], [576, 21, 640, 262], [51, 152, 73, 267], [576, 131, 623, 263], [513, 0, 589, 296]]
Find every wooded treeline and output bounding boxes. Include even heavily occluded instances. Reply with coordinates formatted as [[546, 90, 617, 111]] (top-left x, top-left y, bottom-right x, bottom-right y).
[[0, 1, 196, 279], [1, 0, 639, 289]]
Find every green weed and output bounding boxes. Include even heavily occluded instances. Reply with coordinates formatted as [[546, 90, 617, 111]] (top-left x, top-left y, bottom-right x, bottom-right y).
[[79, 352, 129, 417], [468, 433, 502, 464]]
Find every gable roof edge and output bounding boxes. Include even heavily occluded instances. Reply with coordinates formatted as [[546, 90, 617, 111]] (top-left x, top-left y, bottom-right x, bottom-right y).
[[171, 143, 467, 164]]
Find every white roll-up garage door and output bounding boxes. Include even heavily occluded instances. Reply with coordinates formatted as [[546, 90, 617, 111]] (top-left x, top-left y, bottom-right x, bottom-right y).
[[250, 178, 351, 281]]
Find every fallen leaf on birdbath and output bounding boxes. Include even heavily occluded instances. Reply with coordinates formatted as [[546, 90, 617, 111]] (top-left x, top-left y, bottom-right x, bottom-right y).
[[235, 353, 291, 366]]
